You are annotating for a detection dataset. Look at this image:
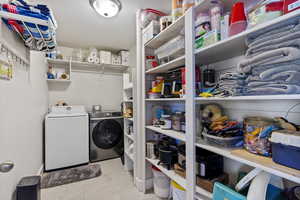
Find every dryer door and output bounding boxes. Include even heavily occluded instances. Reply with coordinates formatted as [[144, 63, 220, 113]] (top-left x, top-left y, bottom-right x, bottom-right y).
[[92, 119, 123, 149]]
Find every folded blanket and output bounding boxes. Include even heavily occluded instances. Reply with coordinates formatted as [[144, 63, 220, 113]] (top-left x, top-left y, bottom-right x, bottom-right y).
[[245, 84, 300, 95], [246, 38, 300, 57], [246, 17, 300, 45], [246, 72, 300, 86], [248, 24, 300, 48], [238, 47, 300, 73], [219, 80, 245, 86]]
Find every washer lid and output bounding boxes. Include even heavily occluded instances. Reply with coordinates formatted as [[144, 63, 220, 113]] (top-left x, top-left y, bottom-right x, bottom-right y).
[[47, 106, 88, 118]]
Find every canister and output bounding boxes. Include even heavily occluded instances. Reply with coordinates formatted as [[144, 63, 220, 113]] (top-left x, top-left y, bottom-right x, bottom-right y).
[[161, 115, 172, 130]]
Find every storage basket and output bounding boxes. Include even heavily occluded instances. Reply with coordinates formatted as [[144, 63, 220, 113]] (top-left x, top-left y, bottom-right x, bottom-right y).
[[203, 132, 243, 148]]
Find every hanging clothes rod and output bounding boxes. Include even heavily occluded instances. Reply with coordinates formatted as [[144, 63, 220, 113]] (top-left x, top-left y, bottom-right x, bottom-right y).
[[0, 40, 29, 66]]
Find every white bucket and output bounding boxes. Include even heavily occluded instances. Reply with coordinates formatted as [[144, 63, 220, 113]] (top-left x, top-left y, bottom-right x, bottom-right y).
[[152, 167, 170, 198], [172, 181, 186, 200]]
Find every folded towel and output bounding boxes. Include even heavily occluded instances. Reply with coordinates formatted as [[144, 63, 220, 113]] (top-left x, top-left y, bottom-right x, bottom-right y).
[[219, 72, 246, 80], [246, 38, 300, 57], [238, 47, 300, 73], [245, 84, 300, 95], [251, 61, 300, 75], [248, 24, 300, 48], [246, 17, 300, 45]]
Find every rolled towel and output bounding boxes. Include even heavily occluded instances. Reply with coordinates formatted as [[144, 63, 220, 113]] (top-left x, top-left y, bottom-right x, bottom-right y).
[[238, 47, 300, 73], [94, 57, 100, 64], [87, 56, 94, 63], [89, 48, 98, 58]]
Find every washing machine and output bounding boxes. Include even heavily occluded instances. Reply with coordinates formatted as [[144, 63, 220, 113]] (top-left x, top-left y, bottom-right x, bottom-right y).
[[89, 111, 124, 162], [45, 106, 89, 171]]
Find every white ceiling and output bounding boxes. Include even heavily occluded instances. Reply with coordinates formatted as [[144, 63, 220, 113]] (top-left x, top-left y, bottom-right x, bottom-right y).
[[41, 0, 170, 50]]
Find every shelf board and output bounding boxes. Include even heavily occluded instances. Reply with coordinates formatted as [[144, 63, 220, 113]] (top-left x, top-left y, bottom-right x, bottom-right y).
[[146, 56, 185, 74], [47, 59, 128, 73], [124, 84, 133, 91], [195, 9, 300, 65], [145, 98, 185, 102], [196, 140, 300, 184], [123, 100, 133, 103], [47, 79, 71, 83], [145, 15, 185, 49], [125, 118, 134, 122], [195, 95, 300, 101], [146, 126, 186, 142], [146, 158, 212, 199]]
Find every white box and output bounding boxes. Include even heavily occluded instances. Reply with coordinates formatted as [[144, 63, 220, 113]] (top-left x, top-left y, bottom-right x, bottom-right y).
[[142, 20, 160, 44], [221, 14, 230, 41], [119, 50, 130, 66], [112, 54, 122, 65], [99, 50, 111, 64]]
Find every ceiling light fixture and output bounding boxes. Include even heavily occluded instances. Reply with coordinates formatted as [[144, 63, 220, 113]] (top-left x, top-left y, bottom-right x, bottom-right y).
[[90, 0, 122, 18]]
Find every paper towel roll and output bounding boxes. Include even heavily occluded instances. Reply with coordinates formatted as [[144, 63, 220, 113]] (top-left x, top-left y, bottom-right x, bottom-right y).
[[87, 57, 94, 63], [94, 57, 100, 64], [89, 48, 98, 58]]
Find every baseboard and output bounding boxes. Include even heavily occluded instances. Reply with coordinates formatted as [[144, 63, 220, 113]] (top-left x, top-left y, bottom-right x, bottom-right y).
[[135, 177, 153, 193], [37, 164, 44, 176]]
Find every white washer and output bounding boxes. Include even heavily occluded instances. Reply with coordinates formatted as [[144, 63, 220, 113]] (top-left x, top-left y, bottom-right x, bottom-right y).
[[45, 106, 89, 171]]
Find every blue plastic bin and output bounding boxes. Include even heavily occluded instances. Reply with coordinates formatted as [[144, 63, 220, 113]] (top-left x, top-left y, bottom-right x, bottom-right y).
[[272, 142, 300, 170], [270, 130, 300, 170], [213, 183, 246, 200]]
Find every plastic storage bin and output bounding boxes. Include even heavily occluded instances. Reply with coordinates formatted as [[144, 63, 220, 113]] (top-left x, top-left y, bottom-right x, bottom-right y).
[[270, 130, 300, 170], [213, 182, 246, 200], [152, 166, 170, 198], [203, 132, 243, 148], [154, 35, 185, 60]]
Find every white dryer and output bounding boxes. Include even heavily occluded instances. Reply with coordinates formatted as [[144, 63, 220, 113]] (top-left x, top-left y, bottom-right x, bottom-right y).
[[45, 106, 89, 171]]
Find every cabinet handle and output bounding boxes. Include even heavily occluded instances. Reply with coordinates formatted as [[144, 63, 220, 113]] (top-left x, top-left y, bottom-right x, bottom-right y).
[[0, 161, 14, 173]]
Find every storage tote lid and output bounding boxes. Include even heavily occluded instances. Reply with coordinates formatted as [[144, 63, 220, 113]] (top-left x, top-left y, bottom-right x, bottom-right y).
[[270, 130, 300, 148]]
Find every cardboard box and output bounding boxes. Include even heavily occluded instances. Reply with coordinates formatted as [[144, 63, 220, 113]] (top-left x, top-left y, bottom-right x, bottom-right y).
[[112, 54, 121, 65], [119, 50, 130, 66], [99, 51, 111, 64], [196, 173, 229, 193], [221, 14, 230, 41], [284, 0, 300, 13]]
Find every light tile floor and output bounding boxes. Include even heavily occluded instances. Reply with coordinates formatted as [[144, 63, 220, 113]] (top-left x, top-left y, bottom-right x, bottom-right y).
[[42, 159, 159, 200]]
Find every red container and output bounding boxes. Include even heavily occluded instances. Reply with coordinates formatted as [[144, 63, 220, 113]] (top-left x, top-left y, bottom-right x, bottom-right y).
[[284, 0, 300, 14], [230, 2, 247, 24], [229, 2, 247, 36]]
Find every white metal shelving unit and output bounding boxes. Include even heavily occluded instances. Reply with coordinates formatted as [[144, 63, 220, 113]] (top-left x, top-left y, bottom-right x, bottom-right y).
[[123, 73, 136, 175], [136, 1, 300, 199]]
